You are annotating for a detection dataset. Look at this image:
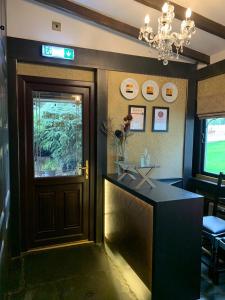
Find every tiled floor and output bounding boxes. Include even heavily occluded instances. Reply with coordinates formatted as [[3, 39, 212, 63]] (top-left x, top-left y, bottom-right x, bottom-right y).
[[200, 264, 225, 300], [5, 244, 225, 300], [6, 244, 137, 300]]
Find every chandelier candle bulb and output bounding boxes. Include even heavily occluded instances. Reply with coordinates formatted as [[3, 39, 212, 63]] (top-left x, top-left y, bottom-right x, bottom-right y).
[[144, 15, 150, 25], [186, 8, 192, 19], [162, 2, 169, 14]]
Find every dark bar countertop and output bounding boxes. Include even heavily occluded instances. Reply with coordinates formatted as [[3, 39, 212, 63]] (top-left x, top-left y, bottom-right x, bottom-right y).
[[105, 174, 203, 207]]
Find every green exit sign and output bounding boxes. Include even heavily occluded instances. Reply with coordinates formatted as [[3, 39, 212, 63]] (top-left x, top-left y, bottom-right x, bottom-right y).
[[42, 45, 75, 60]]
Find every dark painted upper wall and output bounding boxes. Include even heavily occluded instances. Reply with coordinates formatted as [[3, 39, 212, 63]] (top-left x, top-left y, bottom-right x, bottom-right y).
[[7, 37, 196, 79]]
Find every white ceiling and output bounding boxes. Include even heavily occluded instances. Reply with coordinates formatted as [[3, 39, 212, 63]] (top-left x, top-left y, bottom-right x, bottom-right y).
[[173, 0, 225, 26], [72, 0, 225, 63]]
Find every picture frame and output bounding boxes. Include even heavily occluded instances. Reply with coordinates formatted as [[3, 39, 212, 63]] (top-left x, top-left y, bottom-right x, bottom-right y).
[[152, 107, 169, 132], [128, 105, 146, 132]]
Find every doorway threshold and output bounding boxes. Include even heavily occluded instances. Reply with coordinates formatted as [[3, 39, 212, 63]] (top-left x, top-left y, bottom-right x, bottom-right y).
[[22, 240, 94, 256]]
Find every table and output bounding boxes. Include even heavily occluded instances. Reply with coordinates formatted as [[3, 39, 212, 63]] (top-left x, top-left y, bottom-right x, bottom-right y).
[[104, 174, 203, 300], [115, 161, 160, 189]]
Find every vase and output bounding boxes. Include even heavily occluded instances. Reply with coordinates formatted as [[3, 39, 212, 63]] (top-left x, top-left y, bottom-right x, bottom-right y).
[[116, 142, 127, 162], [116, 142, 128, 175]]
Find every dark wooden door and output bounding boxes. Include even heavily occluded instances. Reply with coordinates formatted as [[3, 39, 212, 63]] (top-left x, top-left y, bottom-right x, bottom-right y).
[[19, 76, 94, 250]]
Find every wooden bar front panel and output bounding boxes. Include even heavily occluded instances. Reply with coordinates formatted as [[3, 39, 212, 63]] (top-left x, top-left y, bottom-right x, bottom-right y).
[[104, 180, 153, 289]]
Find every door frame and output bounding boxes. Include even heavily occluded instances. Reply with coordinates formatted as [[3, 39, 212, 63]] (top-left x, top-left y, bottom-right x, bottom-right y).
[[18, 75, 95, 251]]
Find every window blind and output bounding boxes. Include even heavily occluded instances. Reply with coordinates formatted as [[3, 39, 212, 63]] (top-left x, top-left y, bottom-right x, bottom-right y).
[[197, 74, 225, 118]]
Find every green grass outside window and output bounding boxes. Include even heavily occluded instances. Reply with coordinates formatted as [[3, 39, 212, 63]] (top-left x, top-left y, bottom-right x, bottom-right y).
[[204, 141, 225, 174]]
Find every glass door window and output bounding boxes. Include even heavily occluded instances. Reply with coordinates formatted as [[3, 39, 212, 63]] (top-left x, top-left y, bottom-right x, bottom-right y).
[[33, 91, 83, 177]]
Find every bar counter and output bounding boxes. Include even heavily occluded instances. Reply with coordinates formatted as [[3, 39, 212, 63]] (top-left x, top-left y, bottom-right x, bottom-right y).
[[104, 174, 203, 300]]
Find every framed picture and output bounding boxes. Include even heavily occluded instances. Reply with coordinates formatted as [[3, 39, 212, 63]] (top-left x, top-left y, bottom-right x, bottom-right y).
[[128, 105, 146, 132], [152, 107, 169, 132]]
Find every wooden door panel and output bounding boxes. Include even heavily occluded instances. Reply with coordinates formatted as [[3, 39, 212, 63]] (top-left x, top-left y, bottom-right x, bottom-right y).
[[33, 183, 87, 247], [37, 192, 57, 233], [64, 189, 82, 229], [34, 188, 58, 243]]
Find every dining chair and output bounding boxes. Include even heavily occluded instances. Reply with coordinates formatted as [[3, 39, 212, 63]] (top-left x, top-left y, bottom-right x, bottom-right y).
[[202, 172, 225, 284]]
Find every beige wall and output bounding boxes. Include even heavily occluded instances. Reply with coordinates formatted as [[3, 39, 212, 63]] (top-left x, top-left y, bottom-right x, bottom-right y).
[[107, 71, 187, 179], [17, 63, 94, 81]]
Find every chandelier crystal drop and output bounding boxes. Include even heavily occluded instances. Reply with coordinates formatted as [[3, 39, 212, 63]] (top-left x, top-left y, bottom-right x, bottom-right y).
[[138, 2, 196, 65]]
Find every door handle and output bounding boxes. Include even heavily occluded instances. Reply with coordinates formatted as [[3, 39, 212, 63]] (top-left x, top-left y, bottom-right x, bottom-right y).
[[0, 25, 5, 31], [79, 160, 89, 180]]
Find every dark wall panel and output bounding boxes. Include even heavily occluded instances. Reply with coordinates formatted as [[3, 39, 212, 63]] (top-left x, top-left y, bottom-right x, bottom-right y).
[[183, 78, 198, 187], [95, 70, 108, 243], [0, 0, 10, 297], [7, 37, 196, 79], [7, 57, 20, 257]]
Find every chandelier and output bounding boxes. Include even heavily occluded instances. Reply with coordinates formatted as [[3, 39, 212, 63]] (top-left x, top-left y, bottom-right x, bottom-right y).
[[138, 1, 196, 65]]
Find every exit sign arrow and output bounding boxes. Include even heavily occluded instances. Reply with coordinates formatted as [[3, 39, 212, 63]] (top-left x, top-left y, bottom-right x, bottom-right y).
[[64, 49, 74, 59]]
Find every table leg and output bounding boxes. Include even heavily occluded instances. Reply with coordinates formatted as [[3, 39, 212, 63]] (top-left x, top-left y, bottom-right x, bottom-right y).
[[135, 168, 156, 189], [118, 172, 136, 181]]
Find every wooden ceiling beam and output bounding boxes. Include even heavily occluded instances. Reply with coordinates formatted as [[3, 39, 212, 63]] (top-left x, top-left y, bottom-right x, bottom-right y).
[[32, 0, 210, 64], [135, 0, 225, 40], [33, 0, 140, 38]]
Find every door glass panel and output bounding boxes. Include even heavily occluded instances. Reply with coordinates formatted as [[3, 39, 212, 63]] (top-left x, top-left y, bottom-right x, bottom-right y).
[[33, 91, 83, 177]]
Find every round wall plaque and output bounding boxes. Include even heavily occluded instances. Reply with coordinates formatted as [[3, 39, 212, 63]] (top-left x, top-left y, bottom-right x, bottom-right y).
[[162, 82, 178, 103], [142, 80, 159, 101], [120, 78, 139, 100]]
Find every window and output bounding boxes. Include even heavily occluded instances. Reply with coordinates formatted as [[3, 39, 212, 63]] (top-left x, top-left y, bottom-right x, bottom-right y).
[[203, 118, 225, 175], [33, 91, 83, 178]]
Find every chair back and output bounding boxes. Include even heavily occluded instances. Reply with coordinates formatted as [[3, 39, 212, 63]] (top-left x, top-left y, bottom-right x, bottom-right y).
[[213, 172, 225, 216]]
